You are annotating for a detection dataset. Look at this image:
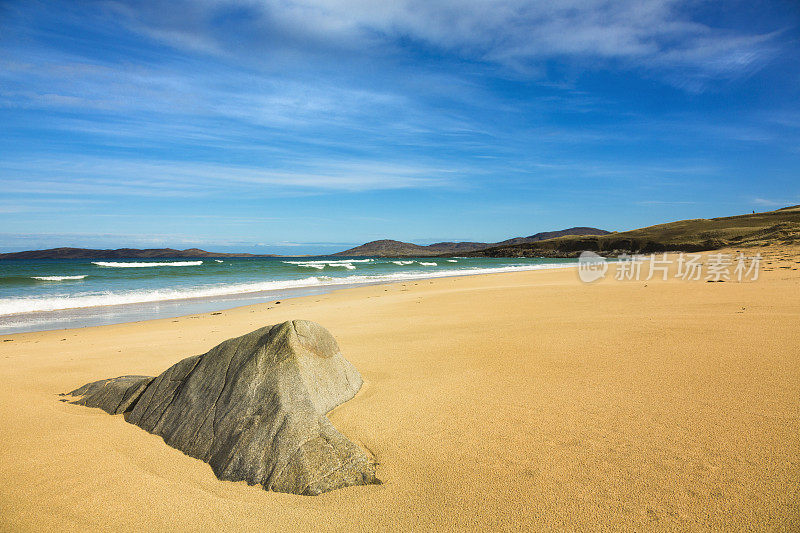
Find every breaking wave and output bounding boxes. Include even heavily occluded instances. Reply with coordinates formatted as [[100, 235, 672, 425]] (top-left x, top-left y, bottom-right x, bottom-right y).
[[0, 263, 576, 316], [282, 259, 369, 270], [30, 275, 88, 281], [92, 261, 203, 268]]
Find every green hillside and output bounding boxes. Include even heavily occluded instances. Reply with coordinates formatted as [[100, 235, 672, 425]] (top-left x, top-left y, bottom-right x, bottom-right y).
[[466, 206, 800, 258]]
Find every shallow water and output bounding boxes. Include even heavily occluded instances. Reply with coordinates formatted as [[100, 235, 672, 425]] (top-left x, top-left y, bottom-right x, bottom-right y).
[[0, 255, 577, 333]]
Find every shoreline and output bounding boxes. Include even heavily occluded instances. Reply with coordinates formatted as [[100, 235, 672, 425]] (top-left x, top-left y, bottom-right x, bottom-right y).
[[1, 245, 798, 530], [0, 261, 579, 335]]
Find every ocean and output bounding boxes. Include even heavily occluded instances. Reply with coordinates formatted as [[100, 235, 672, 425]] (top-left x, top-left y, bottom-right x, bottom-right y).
[[0, 255, 577, 334]]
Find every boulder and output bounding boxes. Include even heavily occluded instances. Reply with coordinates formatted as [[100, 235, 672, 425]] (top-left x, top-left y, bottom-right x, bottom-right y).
[[65, 320, 378, 495]]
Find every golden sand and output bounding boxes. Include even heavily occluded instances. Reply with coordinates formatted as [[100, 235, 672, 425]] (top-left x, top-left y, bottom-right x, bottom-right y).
[[1, 247, 798, 530]]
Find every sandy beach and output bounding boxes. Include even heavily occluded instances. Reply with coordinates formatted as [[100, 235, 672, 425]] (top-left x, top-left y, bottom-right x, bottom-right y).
[[1, 247, 798, 531]]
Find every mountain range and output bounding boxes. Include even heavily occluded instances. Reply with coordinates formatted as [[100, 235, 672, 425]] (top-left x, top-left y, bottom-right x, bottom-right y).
[[465, 206, 800, 257], [333, 227, 610, 257], [2, 207, 798, 260], [0, 247, 274, 260]]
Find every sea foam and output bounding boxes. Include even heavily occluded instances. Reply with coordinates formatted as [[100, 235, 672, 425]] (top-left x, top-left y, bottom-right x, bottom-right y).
[[0, 263, 577, 316], [30, 275, 88, 281], [283, 259, 372, 265], [92, 261, 203, 268], [283, 259, 368, 270]]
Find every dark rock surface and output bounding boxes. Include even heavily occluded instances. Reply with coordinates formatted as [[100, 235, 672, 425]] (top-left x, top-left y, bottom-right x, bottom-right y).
[[65, 320, 378, 495], [68, 375, 153, 415]]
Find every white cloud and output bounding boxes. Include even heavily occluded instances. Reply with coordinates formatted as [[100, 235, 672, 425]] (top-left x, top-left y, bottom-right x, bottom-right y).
[[109, 0, 781, 81]]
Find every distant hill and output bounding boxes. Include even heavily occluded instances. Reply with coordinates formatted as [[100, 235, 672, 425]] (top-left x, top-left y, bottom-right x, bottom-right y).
[[8, 208, 791, 260], [334, 227, 610, 257], [493, 227, 611, 247], [466, 206, 800, 258], [332, 239, 489, 257], [0, 247, 276, 260]]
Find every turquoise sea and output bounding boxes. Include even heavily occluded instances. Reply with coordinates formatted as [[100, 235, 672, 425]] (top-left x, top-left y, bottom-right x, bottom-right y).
[[0, 256, 578, 334]]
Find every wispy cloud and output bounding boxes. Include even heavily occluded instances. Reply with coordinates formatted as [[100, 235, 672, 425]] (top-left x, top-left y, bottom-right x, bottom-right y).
[[0, 198, 107, 214], [0, 0, 797, 250], [0, 156, 460, 196], [752, 197, 799, 207], [104, 0, 783, 85]]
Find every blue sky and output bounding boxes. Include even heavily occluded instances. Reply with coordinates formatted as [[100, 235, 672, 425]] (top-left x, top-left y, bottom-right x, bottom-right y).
[[1, 0, 799, 254]]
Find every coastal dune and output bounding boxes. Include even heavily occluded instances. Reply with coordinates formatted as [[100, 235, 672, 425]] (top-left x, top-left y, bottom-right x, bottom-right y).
[[0, 247, 798, 530]]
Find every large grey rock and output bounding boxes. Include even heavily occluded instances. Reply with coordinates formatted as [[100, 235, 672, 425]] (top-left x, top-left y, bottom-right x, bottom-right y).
[[65, 320, 378, 495]]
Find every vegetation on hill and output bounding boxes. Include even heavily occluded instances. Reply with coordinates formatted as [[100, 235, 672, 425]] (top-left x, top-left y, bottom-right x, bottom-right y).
[[334, 227, 609, 257], [465, 206, 800, 258]]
